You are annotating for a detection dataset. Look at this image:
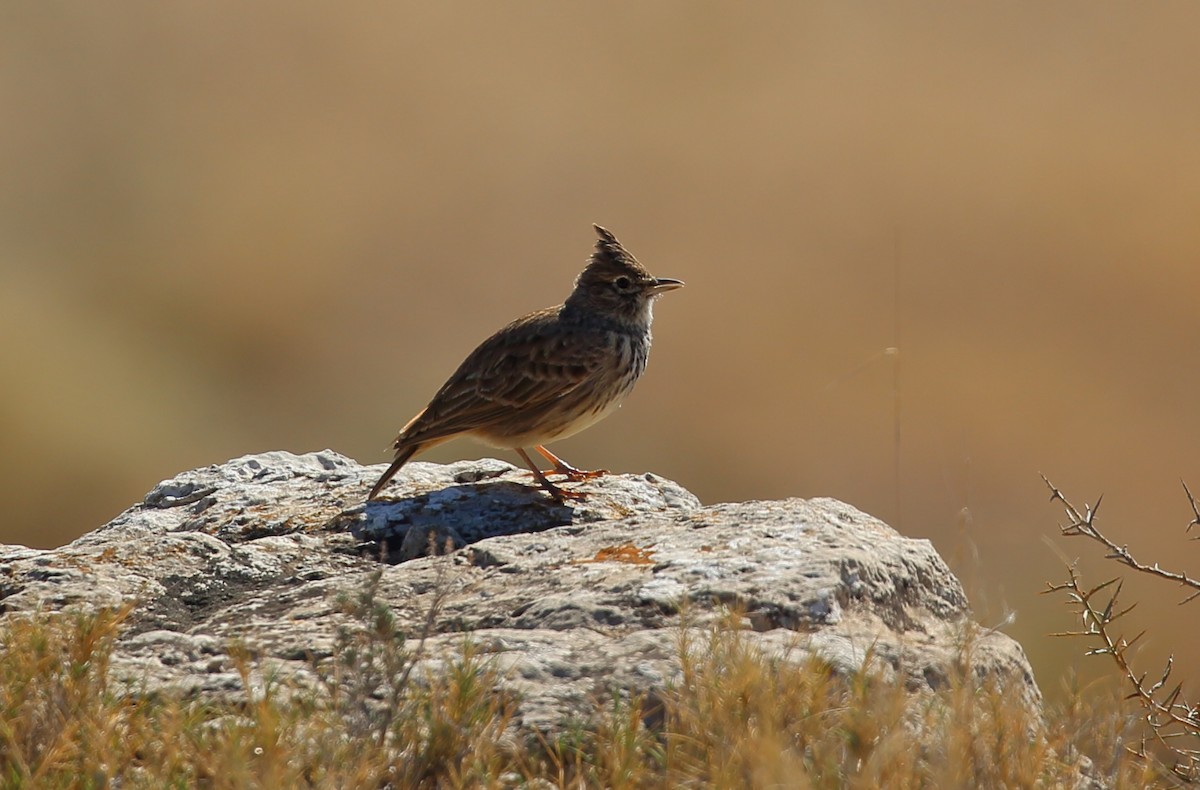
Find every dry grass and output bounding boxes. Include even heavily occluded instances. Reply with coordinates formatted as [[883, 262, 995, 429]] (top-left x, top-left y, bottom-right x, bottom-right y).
[[545, 616, 1170, 789], [0, 585, 1178, 789]]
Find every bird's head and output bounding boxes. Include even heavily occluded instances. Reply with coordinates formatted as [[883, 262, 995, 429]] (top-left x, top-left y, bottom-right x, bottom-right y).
[[565, 225, 683, 325]]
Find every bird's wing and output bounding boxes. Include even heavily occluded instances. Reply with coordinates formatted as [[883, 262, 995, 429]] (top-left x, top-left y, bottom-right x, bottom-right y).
[[392, 309, 607, 449]]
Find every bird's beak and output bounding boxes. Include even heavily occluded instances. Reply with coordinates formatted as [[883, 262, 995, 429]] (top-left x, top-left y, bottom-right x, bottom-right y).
[[650, 278, 685, 293]]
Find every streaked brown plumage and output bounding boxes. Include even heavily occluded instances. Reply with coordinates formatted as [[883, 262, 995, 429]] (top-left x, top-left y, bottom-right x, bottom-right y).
[[368, 224, 682, 502]]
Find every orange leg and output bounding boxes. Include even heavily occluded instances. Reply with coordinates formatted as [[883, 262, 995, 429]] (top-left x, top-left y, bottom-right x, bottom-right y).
[[516, 448, 586, 502], [534, 445, 610, 481]]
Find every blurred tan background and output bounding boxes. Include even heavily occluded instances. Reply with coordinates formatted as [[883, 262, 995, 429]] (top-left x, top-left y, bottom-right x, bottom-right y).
[[4, 3, 1199, 700]]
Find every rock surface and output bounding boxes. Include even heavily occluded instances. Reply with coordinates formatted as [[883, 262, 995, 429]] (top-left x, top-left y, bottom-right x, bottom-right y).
[[0, 450, 1040, 734]]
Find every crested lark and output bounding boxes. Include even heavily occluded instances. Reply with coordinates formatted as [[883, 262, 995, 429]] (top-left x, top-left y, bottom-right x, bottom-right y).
[[368, 224, 683, 502]]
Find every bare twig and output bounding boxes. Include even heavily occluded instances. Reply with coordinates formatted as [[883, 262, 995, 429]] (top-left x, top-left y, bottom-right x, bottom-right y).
[[1042, 475, 1200, 602], [1183, 479, 1200, 537]]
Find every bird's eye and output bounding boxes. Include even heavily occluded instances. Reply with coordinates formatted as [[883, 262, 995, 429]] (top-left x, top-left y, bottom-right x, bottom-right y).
[[614, 276, 633, 291]]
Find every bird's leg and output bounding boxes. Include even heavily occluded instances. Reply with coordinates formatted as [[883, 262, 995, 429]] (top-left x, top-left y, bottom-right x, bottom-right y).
[[516, 448, 586, 502], [535, 445, 609, 481]]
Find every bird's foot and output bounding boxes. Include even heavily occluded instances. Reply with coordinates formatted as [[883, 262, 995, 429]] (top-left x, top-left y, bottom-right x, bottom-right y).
[[543, 483, 588, 503], [551, 463, 609, 482], [533, 445, 608, 481], [520, 465, 607, 483], [517, 447, 591, 503], [530, 474, 588, 503]]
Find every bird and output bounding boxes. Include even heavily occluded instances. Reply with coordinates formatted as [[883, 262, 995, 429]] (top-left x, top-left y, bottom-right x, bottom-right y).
[[367, 224, 683, 503]]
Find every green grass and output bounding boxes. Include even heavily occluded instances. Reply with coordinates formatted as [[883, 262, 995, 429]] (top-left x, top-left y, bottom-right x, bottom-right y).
[[0, 578, 1174, 789]]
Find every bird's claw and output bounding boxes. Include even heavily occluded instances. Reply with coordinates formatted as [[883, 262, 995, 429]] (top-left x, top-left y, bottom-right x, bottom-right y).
[[547, 487, 588, 503], [555, 466, 609, 482]]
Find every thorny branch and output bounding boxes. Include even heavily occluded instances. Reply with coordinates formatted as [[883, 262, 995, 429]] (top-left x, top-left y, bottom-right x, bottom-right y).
[[1042, 476, 1200, 780], [1042, 475, 1200, 603]]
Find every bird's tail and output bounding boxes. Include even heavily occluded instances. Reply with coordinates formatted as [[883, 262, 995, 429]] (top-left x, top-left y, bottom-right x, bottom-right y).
[[367, 444, 422, 500]]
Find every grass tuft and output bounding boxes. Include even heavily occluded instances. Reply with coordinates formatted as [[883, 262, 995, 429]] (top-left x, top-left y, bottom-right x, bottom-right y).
[[0, 582, 1177, 788]]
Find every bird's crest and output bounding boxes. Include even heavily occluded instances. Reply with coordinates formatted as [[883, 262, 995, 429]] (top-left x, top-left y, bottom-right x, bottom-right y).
[[587, 224, 649, 277]]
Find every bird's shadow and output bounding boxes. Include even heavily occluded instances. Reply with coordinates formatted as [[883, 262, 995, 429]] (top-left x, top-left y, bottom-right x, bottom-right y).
[[357, 478, 582, 563]]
